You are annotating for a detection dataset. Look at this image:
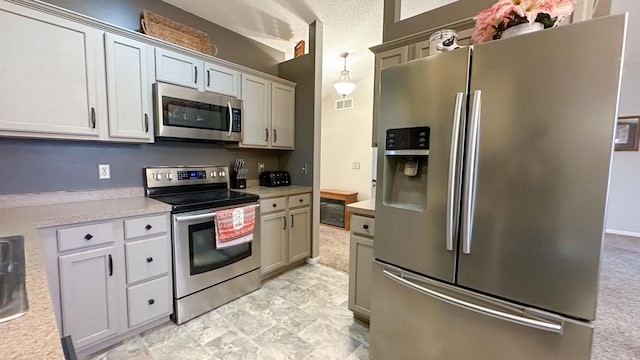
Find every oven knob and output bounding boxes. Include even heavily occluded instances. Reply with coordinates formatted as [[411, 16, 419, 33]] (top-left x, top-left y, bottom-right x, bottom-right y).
[[210, 171, 217, 178], [153, 173, 163, 181], [165, 173, 174, 181], [218, 170, 226, 178]]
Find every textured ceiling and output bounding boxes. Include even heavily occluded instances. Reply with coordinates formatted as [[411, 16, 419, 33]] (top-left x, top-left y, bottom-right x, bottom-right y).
[[160, 0, 385, 97]]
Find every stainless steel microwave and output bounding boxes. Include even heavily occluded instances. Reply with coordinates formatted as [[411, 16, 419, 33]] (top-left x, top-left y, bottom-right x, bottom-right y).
[[153, 82, 242, 142]]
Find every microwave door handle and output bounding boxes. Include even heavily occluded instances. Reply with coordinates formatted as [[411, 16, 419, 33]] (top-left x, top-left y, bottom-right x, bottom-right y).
[[227, 102, 232, 137]]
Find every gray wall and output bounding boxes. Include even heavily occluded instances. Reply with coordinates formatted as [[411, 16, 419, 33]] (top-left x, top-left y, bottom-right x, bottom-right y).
[[42, 0, 284, 75], [0, 138, 278, 195]]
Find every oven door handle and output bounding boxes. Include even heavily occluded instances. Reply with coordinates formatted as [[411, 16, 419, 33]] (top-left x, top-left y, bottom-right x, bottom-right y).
[[174, 204, 260, 222]]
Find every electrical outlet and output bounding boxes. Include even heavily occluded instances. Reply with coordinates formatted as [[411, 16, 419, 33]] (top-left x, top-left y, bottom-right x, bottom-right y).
[[98, 164, 111, 180], [258, 162, 265, 172], [352, 162, 360, 170], [301, 163, 308, 175]]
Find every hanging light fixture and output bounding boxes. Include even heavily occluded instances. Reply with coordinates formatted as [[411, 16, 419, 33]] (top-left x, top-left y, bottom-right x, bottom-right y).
[[333, 52, 357, 97]]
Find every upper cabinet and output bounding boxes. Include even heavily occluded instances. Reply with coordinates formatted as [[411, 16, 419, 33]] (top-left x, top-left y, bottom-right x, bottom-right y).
[[155, 48, 240, 98], [0, 3, 105, 140], [155, 48, 203, 90], [204, 62, 240, 98], [240, 74, 295, 149], [105, 34, 154, 142]]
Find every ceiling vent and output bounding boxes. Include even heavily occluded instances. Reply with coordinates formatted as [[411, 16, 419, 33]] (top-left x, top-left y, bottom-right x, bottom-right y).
[[335, 98, 354, 110]]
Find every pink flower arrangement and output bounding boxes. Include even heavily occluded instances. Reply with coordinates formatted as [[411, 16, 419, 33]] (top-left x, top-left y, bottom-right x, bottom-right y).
[[472, 0, 577, 44]]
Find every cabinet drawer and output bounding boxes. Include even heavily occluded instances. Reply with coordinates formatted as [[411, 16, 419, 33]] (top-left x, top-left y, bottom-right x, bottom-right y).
[[127, 276, 171, 328], [125, 236, 169, 284], [57, 222, 115, 252], [351, 215, 375, 237], [288, 193, 311, 208], [124, 214, 168, 239], [260, 197, 287, 214]]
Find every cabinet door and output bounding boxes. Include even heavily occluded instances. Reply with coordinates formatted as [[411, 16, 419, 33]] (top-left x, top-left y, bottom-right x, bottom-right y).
[[260, 211, 287, 276], [372, 46, 409, 146], [59, 246, 118, 349], [413, 40, 431, 60], [240, 74, 271, 147], [349, 234, 374, 319], [288, 206, 310, 263], [271, 82, 295, 149], [104, 33, 153, 142], [155, 48, 203, 90], [0, 4, 105, 139], [204, 62, 240, 98]]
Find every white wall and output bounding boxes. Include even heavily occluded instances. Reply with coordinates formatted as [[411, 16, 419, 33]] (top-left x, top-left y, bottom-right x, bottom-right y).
[[606, 0, 640, 235], [320, 71, 375, 201]]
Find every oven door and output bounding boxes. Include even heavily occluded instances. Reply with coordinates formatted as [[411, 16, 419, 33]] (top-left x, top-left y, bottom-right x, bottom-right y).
[[172, 204, 260, 299]]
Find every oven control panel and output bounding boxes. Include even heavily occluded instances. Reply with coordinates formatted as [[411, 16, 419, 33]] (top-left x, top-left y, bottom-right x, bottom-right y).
[[145, 166, 229, 188]]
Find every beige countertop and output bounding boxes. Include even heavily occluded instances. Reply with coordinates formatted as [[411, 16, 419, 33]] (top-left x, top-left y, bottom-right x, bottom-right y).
[[238, 185, 312, 199], [0, 193, 171, 360], [347, 199, 376, 217]]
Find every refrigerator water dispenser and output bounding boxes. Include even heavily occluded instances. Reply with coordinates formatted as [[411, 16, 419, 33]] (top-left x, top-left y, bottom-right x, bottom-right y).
[[383, 127, 430, 211]]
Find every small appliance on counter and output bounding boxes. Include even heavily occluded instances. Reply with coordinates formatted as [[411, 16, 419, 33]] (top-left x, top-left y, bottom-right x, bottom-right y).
[[259, 170, 291, 187], [231, 158, 247, 189]]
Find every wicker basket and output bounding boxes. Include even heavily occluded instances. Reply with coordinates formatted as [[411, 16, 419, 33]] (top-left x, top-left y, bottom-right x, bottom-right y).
[[141, 10, 212, 55]]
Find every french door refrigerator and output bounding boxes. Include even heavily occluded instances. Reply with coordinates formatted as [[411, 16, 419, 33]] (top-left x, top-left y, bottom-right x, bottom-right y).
[[371, 15, 627, 360]]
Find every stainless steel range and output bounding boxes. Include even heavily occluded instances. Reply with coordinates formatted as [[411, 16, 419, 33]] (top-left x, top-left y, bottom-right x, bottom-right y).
[[144, 165, 260, 324]]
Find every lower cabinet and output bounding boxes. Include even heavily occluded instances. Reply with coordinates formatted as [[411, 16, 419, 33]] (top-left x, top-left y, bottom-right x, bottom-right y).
[[40, 212, 172, 354], [349, 214, 375, 321], [260, 193, 311, 277]]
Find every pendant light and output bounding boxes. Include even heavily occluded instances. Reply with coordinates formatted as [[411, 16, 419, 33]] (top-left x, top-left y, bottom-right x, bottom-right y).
[[333, 52, 357, 97]]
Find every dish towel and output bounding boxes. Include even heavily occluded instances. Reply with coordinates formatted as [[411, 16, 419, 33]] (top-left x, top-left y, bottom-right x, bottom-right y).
[[214, 205, 256, 249]]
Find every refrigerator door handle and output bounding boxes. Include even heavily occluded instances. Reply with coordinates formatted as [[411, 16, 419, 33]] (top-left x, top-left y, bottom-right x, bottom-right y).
[[446, 92, 465, 251], [461, 90, 482, 254], [383, 269, 564, 334]]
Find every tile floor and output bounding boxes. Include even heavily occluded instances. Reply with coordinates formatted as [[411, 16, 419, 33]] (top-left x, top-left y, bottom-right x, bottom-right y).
[[89, 264, 369, 360]]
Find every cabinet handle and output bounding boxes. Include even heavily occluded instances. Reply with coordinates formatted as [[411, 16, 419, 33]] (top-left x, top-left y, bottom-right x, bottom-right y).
[[84, 234, 93, 240], [90, 107, 96, 129], [194, 66, 198, 84], [363, 224, 369, 230], [148, 299, 155, 305], [145, 224, 152, 230], [144, 114, 149, 133], [273, 129, 277, 143], [282, 216, 286, 230], [265, 128, 269, 142], [207, 70, 211, 87], [108, 254, 113, 276], [146, 257, 153, 263], [272, 203, 277, 208], [291, 215, 294, 228], [299, 198, 303, 202]]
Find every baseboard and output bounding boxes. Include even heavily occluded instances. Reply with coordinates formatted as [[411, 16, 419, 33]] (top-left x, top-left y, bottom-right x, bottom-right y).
[[306, 256, 320, 265], [605, 229, 640, 238]]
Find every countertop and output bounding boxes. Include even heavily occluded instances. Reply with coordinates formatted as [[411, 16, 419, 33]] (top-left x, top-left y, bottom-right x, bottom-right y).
[[0, 191, 171, 360], [347, 199, 376, 217], [238, 185, 312, 199]]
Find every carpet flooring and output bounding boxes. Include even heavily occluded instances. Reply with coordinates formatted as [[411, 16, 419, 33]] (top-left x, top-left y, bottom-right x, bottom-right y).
[[592, 233, 640, 359], [318, 225, 350, 273]]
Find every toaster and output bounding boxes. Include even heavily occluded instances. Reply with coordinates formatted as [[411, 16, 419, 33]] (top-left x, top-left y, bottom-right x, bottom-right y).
[[259, 170, 291, 187]]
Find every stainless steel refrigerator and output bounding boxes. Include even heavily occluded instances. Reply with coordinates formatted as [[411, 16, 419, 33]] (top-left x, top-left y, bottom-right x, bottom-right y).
[[371, 15, 627, 360]]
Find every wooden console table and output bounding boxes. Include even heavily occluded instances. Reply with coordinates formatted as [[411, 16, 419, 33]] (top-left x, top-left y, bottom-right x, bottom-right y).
[[320, 189, 358, 230]]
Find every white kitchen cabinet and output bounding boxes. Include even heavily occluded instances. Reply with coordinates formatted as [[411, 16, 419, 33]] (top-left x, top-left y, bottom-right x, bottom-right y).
[[260, 193, 310, 277], [240, 74, 295, 149], [105, 33, 154, 142], [155, 47, 203, 90], [204, 62, 240, 98], [0, 3, 106, 140], [348, 214, 375, 321], [271, 82, 295, 149], [40, 212, 171, 355], [59, 246, 119, 349]]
